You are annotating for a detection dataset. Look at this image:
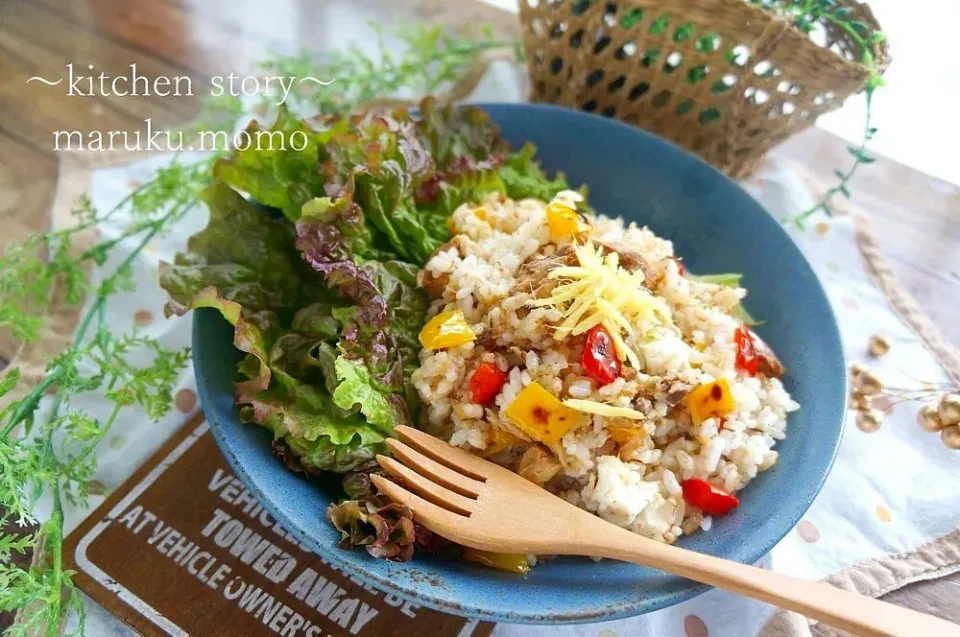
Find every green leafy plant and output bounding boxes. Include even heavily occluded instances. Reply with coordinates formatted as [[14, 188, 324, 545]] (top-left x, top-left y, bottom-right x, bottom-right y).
[[0, 23, 519, 636], [0, 157, 207, 637], [749, 0, 886, 229], [182, 23, 521, 135]]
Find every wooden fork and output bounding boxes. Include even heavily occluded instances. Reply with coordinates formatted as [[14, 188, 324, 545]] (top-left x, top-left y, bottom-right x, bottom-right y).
[[372, 426, 960, 637]]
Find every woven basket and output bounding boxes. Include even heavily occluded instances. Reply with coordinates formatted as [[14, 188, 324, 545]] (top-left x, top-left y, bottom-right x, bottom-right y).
[[518, 0, 889, 178]]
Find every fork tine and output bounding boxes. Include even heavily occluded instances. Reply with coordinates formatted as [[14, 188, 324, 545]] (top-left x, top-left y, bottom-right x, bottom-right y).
[[385, 439, 483, 497], [377, 455, 475, 516], [394, 425, 491, 481], [370, 475, 467, 536]]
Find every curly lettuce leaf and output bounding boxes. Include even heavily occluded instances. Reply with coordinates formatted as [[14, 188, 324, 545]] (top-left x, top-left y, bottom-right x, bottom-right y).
[[160, 181, 313, 314], [332, 357, 404, 432], [214, 106, 326, 221], [416, 96, 506, 169], [340, 117, 439, 263], [160, 182, 319, 399], [293, 256, 426, 425], [161, 285, 276, 397], [295, 202, 427, 374], [327, 495, 416, 562], [299, 195, 386, 261], [241, 384, 383, 447], [415, 155, 507, 220], [341, 469, 381, 499], [237, 330, 390, 473], [160, 181, 393, 471], [500, 142, 572, 201], [289, 302, 341, 341], [316, 111, 436, 263], [314, 102, 509, 265], [161, 100, 576, 483], [272, 432, 379, 475]]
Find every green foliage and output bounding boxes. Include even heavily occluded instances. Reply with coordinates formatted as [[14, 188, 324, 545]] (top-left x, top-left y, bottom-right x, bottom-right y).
[[0, 369, 19, 400], [620, 8, 644, 29], [332, 356, 403, 431], [214, 107, 326, 221], [0, 154, 208, 636], [673, 23, 695, 43], [648, 14, 669, 36], [0, 22, 519, 635], [0, 197, 95, 344], [743, 1, 886, 229], [253, 23, 519, 120], [696, 33, 720, 52], [499, 142, 573, 202], [687, 65, 708, 84], [788, 83, 879, 230]]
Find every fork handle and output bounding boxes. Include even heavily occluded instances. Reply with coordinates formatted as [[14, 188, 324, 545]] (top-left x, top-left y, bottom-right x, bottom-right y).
[[573, 524, 960, 637]]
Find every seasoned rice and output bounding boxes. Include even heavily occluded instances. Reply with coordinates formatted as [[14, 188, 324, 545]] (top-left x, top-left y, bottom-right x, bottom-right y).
[[412, 192, 798, 543]]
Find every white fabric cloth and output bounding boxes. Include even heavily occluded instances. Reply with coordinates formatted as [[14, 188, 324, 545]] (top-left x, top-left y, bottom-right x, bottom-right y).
[[60, 70, 957, 636]]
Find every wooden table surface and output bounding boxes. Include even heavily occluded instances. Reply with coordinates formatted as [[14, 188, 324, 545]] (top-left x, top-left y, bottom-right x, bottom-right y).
[[0, 0, 957, 632]]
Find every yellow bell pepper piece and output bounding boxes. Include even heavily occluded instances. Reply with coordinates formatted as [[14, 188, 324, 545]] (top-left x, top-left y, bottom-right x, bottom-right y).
[[505, 382, 581, 446], [687, 377, 736, 425], [463, 549, 530, 574], [546, 202, 589, 242], [418, 310, 476, 350]]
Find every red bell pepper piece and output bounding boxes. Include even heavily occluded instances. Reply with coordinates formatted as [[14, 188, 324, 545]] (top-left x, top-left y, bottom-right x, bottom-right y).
[[734, 325, 761, 376], [681, 478, 740, 515], [470, 362, 507, 405], [581, 325, 621, 385]]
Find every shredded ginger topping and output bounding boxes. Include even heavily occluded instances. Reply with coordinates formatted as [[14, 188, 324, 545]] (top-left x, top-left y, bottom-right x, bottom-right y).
[[562, 399, 646, 420], [528, 240, 672, 368]]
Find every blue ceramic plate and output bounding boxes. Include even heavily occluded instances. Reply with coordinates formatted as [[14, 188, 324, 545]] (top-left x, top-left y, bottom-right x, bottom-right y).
[[193, 103, 845, 624]]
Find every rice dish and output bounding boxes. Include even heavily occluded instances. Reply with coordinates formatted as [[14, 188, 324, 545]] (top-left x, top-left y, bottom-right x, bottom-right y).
[[413, 191, 797, 543], [161, 99, 797, 562]]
